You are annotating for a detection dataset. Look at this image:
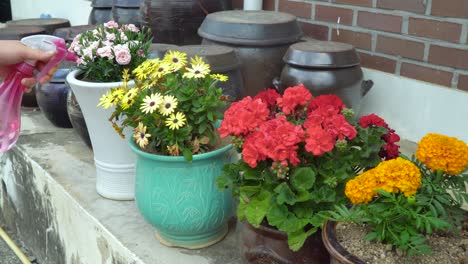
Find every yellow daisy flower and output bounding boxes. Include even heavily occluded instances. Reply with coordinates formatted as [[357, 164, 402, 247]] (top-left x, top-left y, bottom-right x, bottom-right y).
[[183, 56, 210, 79], [150, 62, 171, 79], [98, 88, 125, 109], [165, 112, 187, 130], [163, 50, 187, 71], [140, 93, 163, 114], [159, 95, 178, 116], [121, 88, 139, 110], [133, 123, 151, 149], [210, 73, 229, 82]]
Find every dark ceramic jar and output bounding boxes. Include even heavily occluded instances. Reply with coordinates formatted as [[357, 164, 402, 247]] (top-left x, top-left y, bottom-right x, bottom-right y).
[[148, 43, 179, 59], [198, 10, 302, 98], [322, 221, 366, 264], [35, 69, 73, 128], [6, 18, 71, 35], [53, 25, 96, 43], [67, 90, 93, 149], [112, 0, 142, 26], [89, 0, 113, 25], [141, 0, 231, 45], [277, 40, 373, 113], [240, 221, 330, 264], [174, 45, 243, 104], [0, 26, 45, 40]]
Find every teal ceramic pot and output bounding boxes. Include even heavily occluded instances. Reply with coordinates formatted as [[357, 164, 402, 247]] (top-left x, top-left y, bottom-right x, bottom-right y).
[[129, 139, 234, 249]]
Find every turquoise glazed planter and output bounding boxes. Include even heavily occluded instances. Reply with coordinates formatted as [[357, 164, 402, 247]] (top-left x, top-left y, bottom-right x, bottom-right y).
[[129, 139, 234, 249]]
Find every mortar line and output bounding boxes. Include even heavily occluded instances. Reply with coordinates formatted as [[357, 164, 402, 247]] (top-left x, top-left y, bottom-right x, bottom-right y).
[[460, 22, 468, 44], [425, 0, 432, 16], [423, 43, 430, 62], [402, 15, 409, 35], [452, 72, 460, 88]]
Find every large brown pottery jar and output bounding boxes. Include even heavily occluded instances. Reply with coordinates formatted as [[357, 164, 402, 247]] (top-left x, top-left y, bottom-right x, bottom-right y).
[[174, 45, 243, 104], [66, 90, 93, 149], [277, 40, 373, 113], [89, 0, 113, 25], [112, 0, 142, 26], [240, 222, 330, 264], [141, 0, 231, 45], [0, 26, 45, 40], [198, 10, 302, 98], [148, 43, 179, 59], [53, 25, 96, 43], [6, 18, 71, 34], [322, 221, 365, 264]]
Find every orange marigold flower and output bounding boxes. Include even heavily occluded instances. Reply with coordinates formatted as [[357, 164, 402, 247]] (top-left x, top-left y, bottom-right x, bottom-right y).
[[415, 133, 468, 175], [345, 157, 422, 204]]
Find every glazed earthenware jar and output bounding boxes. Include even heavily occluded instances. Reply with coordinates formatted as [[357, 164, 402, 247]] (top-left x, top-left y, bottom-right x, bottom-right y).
[[277, 40, 373, 113], [89, 0, 113, 25], [112, 0, 142, 26], [6, 18, 71, 35]]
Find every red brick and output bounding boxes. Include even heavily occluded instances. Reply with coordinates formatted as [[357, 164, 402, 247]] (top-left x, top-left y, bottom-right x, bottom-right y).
[[376, 35, 424, 60], [300, 22, 329, 41], [358, 52, 397, 73], [357, 11, 403, 33], [431, 0, 468, 19], [408, 17, 462, 43], [331, 29, 372, 50], [401, 63, 453, 87], [315, 5, 354, 25], [429, 45, 468, 70], [278, 0, 312, 18], [331, 0, 373, 7], [263, 0, 276, 11], [377, 0, 427, 14], [458, 74, 468, 91]]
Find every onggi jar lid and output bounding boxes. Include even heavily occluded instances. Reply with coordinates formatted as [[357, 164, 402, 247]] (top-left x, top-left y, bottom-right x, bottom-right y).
[[283, 40, 360, 68], [174, 45, 240, 72], [198, 10, 302, 46]]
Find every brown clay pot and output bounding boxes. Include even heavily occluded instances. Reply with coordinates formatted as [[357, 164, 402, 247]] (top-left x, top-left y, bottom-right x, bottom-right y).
[[0, 26, 45, 40], [141, 0, 231, 45], [322, 221, 366, 264], [198, 10, 302, 98], [6, 18, 71, 35], [240, 221, 330, 264]]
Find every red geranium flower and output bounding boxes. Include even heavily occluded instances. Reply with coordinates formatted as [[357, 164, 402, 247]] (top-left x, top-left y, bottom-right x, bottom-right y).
[[276, 84, 312, 115], [305, 126, 335, 156], [359, 114, 388, 128], [254, 89, 281, 109], [308, 94, 345, 114]]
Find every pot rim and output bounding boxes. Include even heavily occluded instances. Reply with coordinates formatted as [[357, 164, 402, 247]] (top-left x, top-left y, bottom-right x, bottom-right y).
[[322, 220, 367, 264], [128, 137, 232, 162], [66, 69, 135, 87]]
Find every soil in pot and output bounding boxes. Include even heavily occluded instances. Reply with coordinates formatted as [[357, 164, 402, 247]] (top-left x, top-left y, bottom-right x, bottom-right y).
[[334, 221, 468, 264]]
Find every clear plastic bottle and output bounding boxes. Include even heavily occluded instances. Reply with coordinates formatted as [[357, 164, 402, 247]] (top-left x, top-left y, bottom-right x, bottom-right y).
[[0, 35, 77, 152]]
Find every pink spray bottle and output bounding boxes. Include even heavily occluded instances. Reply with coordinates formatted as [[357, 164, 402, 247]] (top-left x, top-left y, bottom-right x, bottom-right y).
[[0, 35, 77, 152]]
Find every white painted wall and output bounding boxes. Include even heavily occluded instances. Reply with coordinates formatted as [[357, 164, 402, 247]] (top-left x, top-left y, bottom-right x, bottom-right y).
[[360, 68, 468, 144], [11, 0, 92, 26]]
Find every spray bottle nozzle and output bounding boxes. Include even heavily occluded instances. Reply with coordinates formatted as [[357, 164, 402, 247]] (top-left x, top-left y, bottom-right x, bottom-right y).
[[20, 35, 77, 81]]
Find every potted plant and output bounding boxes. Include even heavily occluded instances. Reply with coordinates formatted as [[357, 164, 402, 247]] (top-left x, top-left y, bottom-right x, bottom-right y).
[[99, 51, 235, 249], [66, 21, 152, 200], [322, 133, 468, 263], [216, 86, 401, 263]]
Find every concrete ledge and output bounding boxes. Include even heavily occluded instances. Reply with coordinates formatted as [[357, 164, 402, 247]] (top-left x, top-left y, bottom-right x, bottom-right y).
[[0, 109, 243, 264]]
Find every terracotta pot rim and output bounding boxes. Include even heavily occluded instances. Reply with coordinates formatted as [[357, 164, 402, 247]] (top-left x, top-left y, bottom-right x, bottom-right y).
[[322, 220, 366, 264]]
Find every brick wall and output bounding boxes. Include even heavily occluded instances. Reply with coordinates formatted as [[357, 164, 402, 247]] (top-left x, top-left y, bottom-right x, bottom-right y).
[[231, 0, 468, 91]]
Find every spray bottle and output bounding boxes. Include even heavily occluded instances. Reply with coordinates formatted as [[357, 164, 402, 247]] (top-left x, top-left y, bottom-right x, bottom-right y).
[[0, 35, 77, 152]]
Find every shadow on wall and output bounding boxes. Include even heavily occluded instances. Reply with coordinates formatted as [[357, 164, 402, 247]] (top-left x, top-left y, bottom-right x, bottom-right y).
[[0, 0, 12, 23]]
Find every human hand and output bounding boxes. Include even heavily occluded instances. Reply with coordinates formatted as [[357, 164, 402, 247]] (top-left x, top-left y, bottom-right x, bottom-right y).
[[0, 40, 58, 89]]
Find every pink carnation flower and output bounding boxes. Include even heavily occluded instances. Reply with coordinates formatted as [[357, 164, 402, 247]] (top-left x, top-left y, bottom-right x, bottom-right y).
[[115, 49, 131, 65], [124, 24, 140, 32], [104, 21, 119, 29], [97, 46, 114, 59]]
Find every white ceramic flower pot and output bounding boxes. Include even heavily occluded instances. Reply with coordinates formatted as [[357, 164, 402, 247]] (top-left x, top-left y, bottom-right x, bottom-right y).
[[244, 0, 263, 10], [66, 70, 136, 200]]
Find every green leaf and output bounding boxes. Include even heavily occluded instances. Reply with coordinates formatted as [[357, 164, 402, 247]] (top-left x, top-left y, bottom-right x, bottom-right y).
[[274, 183, 297, 205], [240, 185, 261, 198], [290, 167, 316, 191], [266, 204, 289, 227], [288, 228, 317, 251], [215, 175, 230, 190], [245, 191, 272, 227], [364, 232, 378, 241], [296, 190, 312, 202], [182, 148, 193, 162]]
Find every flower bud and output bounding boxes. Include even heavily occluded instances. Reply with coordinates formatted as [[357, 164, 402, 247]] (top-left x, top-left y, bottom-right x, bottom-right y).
[[335, 139, 348, 151], [342, 108, 355, 120]]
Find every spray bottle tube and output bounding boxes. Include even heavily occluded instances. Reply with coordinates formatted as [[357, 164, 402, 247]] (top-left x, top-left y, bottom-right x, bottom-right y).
[[0, 35, 77, 152]]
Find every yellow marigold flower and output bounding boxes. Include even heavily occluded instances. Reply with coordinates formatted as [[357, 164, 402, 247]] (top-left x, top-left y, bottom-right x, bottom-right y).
[[210, 73, 229, 82], [345, 170, 379, 204], [415, 133, 468, 175], [159, 95, 178, 116], [165, 112, 187, 130], [133, 122, 151, 149], [163, 50, 187, 71]]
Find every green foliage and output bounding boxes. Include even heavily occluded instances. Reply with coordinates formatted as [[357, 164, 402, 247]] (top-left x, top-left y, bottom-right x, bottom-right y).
[[326, 157, 468, 256], [217, 116, 389, 251]]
